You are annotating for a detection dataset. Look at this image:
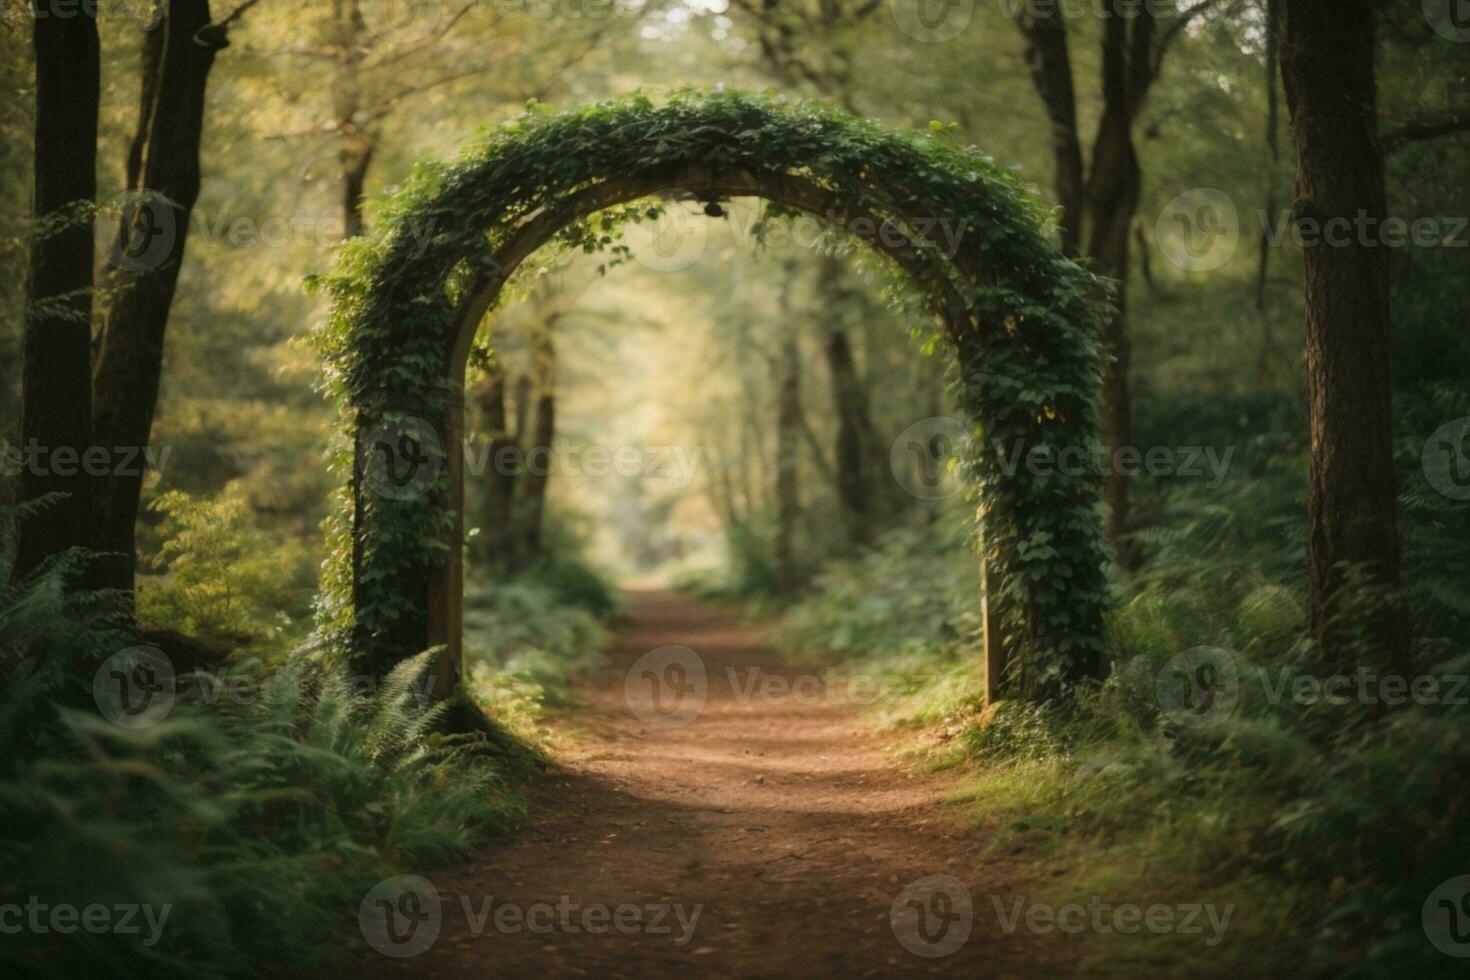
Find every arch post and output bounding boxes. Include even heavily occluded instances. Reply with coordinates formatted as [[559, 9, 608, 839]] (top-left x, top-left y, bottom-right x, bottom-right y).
[[980, 553, 1008, 703], [425, 389, 466, 699], [315, 91, 1112, 705]]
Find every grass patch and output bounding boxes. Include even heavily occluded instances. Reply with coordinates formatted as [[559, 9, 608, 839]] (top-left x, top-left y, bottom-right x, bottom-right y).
[[769, 508, 1470, 979]]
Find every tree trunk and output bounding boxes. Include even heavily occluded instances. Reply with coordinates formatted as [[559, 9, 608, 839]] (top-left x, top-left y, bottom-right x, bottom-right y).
[[1018, 5, 1085, 257], [341, 135, 375, 238], [1280, 0, 1411, 675], [475, 366, 518, 567], [92, 0, 229, 597], [333, 0, 374, 237], [774, 332, 802, 590], [824, 325, 871, 549], [513, 328, 555, 570], [1255, 0, 1282, 379], [1019, 5, 1161, 570], [1084, 10, 1147, 570], [17, 5, 101, 580], [818, 255, 879, 549]]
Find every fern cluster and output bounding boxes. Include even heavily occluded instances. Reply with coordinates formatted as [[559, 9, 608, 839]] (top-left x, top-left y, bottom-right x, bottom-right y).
[[0, 505, 528, 979], [775, 430, 1470, 977]]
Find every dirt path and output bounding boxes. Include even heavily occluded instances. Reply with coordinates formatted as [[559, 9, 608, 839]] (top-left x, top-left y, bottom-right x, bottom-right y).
[[351, 589, 1070, 978]]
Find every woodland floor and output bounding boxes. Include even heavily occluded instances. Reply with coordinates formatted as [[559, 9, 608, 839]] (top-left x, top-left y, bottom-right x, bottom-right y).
[[348, 589, 1079, 978]]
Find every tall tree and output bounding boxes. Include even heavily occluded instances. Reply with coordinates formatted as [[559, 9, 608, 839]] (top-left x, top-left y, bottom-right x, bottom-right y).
[[92, 0, 255, 597], [1015, 1, 1218, 569], [772, 275, 804, 590], [474, 361, 519, 567], [734, 0, 896, 548], [1279, 0, 1410, 674], [17, 1, 101, 579], [269, 0, 622, 238], [816, 256, 886, 547], [1254, 0, 1282, 335], [512, 322, 557, 570]]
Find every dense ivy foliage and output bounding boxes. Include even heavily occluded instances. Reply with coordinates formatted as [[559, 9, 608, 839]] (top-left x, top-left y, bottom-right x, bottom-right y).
[[309, 89, 1114, 698]]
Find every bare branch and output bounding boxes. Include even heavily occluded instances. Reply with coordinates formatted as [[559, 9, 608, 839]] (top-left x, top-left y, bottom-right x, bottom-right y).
[[1151, 0, 1229, 82], [215, 0, 266, 32], [1381, 107, 1470, 155], [364, 2, 478, 70], [195, 0, 267, 48], [359, 68, 486, 125]]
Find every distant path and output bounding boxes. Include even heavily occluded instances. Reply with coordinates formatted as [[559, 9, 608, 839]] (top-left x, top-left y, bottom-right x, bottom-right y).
[[351, 589, 1071, 978]]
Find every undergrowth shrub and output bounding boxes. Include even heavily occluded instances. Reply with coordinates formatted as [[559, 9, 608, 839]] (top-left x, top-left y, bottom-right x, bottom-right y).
[[136, 482, 318, 658], [460, 548, 620, 740], [674, 524, 780, 602], [774, 447, 1470, 978], [0, 503, 532, 979]]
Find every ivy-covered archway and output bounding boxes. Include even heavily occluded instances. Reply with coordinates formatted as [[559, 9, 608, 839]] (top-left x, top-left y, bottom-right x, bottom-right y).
[[310, 90, 1112, 703]]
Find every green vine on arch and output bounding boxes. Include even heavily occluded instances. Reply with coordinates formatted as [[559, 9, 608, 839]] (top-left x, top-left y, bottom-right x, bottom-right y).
[[307, 88, 1115, 701]]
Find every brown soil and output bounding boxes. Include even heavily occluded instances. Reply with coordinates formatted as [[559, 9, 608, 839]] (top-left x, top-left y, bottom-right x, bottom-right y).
[[349, 589, 1076, 979]]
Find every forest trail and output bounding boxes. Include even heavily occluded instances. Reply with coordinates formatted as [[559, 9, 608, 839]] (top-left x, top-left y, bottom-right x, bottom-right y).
[[353, 589, 1073, 978]]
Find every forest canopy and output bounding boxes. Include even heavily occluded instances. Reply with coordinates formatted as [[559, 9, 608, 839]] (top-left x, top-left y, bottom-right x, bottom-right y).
[[3, 1, 1470, 978]]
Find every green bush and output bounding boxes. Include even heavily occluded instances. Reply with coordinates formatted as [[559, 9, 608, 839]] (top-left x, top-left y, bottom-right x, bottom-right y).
[[673, 524, 781, 602], [0, 504, 530, 979], [136, 483, 318, 657], [462, 561, 614, 715], [774, 481, 1470, 978]]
